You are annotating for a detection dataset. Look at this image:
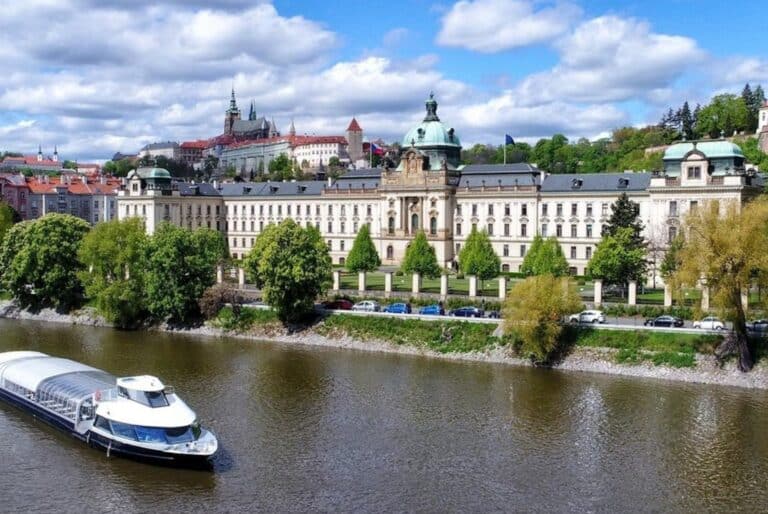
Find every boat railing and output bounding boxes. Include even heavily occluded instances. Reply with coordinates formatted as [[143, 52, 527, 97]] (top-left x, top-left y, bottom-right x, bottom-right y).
[[94, 388, 118, 402]]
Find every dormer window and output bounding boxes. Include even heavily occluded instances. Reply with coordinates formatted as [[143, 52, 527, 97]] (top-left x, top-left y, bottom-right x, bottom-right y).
[[687, 166, 701, 179], [618, 178, 629, 188]]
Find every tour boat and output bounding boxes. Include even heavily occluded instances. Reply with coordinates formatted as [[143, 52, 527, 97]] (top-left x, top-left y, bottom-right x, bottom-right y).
[[0, 351, 218, 467]]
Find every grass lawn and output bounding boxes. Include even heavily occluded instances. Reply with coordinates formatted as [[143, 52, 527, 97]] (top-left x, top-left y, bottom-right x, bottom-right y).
[[338, 271, 510, 297]]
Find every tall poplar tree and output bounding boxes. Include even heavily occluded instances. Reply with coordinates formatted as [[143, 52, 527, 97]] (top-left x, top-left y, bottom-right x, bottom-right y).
[[345, 223, 380, 273], [458, 227, 500, 280], [401, 231, 441, 278]]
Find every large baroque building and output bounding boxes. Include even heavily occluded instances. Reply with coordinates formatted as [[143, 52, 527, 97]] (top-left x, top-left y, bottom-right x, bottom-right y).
[[117, 95, 762, 284]]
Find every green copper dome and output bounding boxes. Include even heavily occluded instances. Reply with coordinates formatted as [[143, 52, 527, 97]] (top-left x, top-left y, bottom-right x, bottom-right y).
[[401, 93, 461, 148], [147, 167, 171, 179], [663, 140, 744, 160]]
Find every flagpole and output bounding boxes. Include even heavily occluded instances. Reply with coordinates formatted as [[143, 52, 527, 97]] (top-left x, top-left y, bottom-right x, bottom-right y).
[[370, 142, 373, 168]]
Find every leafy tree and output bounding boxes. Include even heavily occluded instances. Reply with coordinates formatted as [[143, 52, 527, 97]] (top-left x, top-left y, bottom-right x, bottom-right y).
[[62, 160, 77, 170], [503, 275, 582, 363], [695, 94, 749, 138], [0, 221, 31, 283], [0, 201, 20, 246], [738, 137, 768, 170], [679, 101, 694, 140], [520, 235, 569, 277], [673, 199, 768, 372], [458, 227, 500, 280], [144, 224, 227, 322], [400, 231, 441, 279], [345, 223, 380, 272], [660, 234, 684, 280], [268, 153, 293, 180], [244, 220, 331, 322], [0, 214, 90, 310], [77, 218, 148, 327], [587, 227, 648, 285], [198, 283, 242, 320], [603, 192, 645, 248]]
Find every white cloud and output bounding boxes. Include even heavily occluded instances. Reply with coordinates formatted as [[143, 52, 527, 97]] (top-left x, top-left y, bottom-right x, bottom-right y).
[[436, 0, 580, 52], [382, 28, 410, 47]]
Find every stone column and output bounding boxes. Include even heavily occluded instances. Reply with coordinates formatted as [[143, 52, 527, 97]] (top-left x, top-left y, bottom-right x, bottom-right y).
[[412, 272, 421, 295], [332, 270, 340, 292], [628, 280, 637, 306], [238, 267, 245, 287], [701, 286, 710, 311], [593, 279, 603, 307], [440, 274, 449, 299], [664, 283, 672, 307], [468, 275, 478, 298], [742, 289, 749, 311], [384, 272, 393, 298], [216, 264, 223, 285], [498, 276, 507, 300], [358, 271, 366, 293]]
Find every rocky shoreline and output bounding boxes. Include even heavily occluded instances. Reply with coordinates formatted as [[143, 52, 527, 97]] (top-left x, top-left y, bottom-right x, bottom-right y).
[[2, 300, 766, 390]]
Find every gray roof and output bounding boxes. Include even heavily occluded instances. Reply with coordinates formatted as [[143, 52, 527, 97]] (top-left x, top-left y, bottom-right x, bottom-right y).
[[540, 173, 651, 193], [337, 167, 381, 180], [458, 172, 540, 188], [177, 182, 221, 196], [140, 141, 179, 151], [219, 180, 325, 197], [461, 163, 540, 174]]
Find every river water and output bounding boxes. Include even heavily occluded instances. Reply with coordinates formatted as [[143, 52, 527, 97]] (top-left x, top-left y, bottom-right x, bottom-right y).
[[0, 319, 766, 512]]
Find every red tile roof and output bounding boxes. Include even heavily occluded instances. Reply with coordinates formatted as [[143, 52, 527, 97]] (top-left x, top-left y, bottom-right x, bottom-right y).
[[25, 175, 120, 195], [346, 117, 362, 132], [180, 140, 209, 149]]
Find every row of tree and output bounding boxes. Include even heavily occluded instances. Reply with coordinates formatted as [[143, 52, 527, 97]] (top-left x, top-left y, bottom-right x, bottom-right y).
[[0, 215, 227, 327]]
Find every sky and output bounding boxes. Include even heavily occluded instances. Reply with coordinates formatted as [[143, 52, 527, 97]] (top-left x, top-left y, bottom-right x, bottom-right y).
[[0, 0, 765, 163]]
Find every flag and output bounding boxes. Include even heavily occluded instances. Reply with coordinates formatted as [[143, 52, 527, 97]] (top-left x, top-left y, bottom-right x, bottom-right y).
[[505, 134, 515, 146], [371, 142, 384, 155]]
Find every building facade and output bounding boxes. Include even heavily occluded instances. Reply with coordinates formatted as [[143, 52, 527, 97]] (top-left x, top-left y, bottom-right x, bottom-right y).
[[117, 96, 762, 284]]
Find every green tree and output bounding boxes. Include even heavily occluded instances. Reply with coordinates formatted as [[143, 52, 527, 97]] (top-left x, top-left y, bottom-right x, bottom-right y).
[[679, 101, 694, 140], [77, 218, 148, 327], [144, 224, 227, 322], [268, 153, 293, 180], [603, 192, 645, 248], [520, 235, 569, 277], [674, 199, 768, 371], [62, 160, 77, 170], [400, 231, 441, 279], [0, 201, 20, 246], [503, 275, 582, 363], [0, 214, 90, 310], [458, 227, 500, 280], [345, 223, 380, 272], [244, 220, 331, 322], [695, 94, 749, 138], [660, 234, 684, 280], [587, 227, 648, 285]]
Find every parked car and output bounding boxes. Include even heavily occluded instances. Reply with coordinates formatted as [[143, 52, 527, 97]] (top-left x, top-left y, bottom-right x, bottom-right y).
[[322, 299, 353, 310], [568, 310, 606, 324], [693, 316, 725, 330], [451, 306, 485, 318], [384, 302, 412, 314], [352, 300, 380, 312], [747, 319, 768, 335], [419, 304, 445, 316], [487, 310, 502, 319], [644, 315, 684, 328]]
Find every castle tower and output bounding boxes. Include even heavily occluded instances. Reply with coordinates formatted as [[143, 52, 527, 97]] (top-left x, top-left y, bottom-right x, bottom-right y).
[[224, 87, 241, 136], [289, 118, 296, 137], [346, 117, 363, 163], [53, 145, 58, 162], [37, 144, 42, 162]]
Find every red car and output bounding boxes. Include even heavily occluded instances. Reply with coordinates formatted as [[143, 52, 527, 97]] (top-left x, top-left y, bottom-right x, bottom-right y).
[[322, 299, 353, 310]]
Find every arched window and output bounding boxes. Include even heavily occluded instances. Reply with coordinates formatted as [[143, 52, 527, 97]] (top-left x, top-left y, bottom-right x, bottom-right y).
[[386, 245, 394, 259], [339, 257, 346, 266], [388, 217, 395, 235], [430, 217, 437, 235], [411, 213, 420, 232]]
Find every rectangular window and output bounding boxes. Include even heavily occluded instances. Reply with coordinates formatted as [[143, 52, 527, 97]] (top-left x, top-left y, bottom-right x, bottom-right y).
[[586, 203, 593, 217], [251, 205, 255, 216], [520, 244, 526, 257], [328, 205, 333, 215], [601, 203, 608, 216], [556, 203, 563, 217], [586, 247, 592, 259], [207, 205, 211, 215], [456, 243, 461, 254], [259, 205, 264, 215], [571, 203, 577, 216], [521, 204, 527, 217], [340, 222, 346, 233], [687, 166, 701, 179], [541, 224, 548, 237], [488, 204, 494, 216], [457, 205, 462, 216], [504, 204, 510, 216], [456, 223, 462, 236], [504, 223, 510, 236], [340, 240, 345, 251], [366, 205, 372, 216], [487, 223, 494, 235], [268, 205, 273, 216], [669, 201, 678, 217], [586, 224, 593, 238], [472, 204, 478, 216], [690, 200, 698, 212], [542, 203, 548, 216], [521, 223, 527, 237], [327, 221, 333, 233], [287, 205, 291, 215], [556, 224, 563, 237], [570, 224, 577, 238], [668, 226, 678, 243], [570, 246, 577, 259], [503, 244, 509, 257], [278, 205, 282, 215], [259, 221, 263, 231], [341, 205, 346, 216]]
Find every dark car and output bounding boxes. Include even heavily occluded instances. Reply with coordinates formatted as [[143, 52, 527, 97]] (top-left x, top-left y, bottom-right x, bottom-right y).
[[419, 304, 445, 316], [747, 319, 768, 335], [322, 299, 353, 310], [644, 315, 684, 328], [487, 310, 502, 319], [384, 302, 412, 314], [451, 306, 484, 318]]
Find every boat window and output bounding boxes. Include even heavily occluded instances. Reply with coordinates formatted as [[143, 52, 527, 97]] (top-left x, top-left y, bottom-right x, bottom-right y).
[[144, 391, 169, 408], [102, 420, 199, 443], [110, 421, 138, 440], [134, 425, 168, 443], [94, 415, 111, 432]]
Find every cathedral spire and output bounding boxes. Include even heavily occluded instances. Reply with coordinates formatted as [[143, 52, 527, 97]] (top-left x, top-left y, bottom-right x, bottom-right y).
[[248, 100, 254, 121], [289, 118, 296, 137], [229, 86, 238, 112]]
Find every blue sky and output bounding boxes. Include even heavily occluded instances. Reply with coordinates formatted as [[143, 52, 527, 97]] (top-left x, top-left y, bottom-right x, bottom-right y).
[[0, 0, 765, 162]]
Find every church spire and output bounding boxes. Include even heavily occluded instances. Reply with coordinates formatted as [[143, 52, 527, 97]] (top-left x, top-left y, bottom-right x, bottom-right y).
[[53, 145, 58, 162], [289, 118, 296, 137], [37, 144, 42, 162], [229, 86, 238, 113], [248, 100, 254, 121]]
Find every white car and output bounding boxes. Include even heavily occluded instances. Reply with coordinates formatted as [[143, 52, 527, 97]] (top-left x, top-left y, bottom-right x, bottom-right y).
[[693, 316, 725, 330], [352, 300, 380, 312], [569, 310, 606, 324]]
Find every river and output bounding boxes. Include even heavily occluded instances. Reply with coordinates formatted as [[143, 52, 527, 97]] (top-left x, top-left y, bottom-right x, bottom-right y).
[[0, 319, 766, 512]]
